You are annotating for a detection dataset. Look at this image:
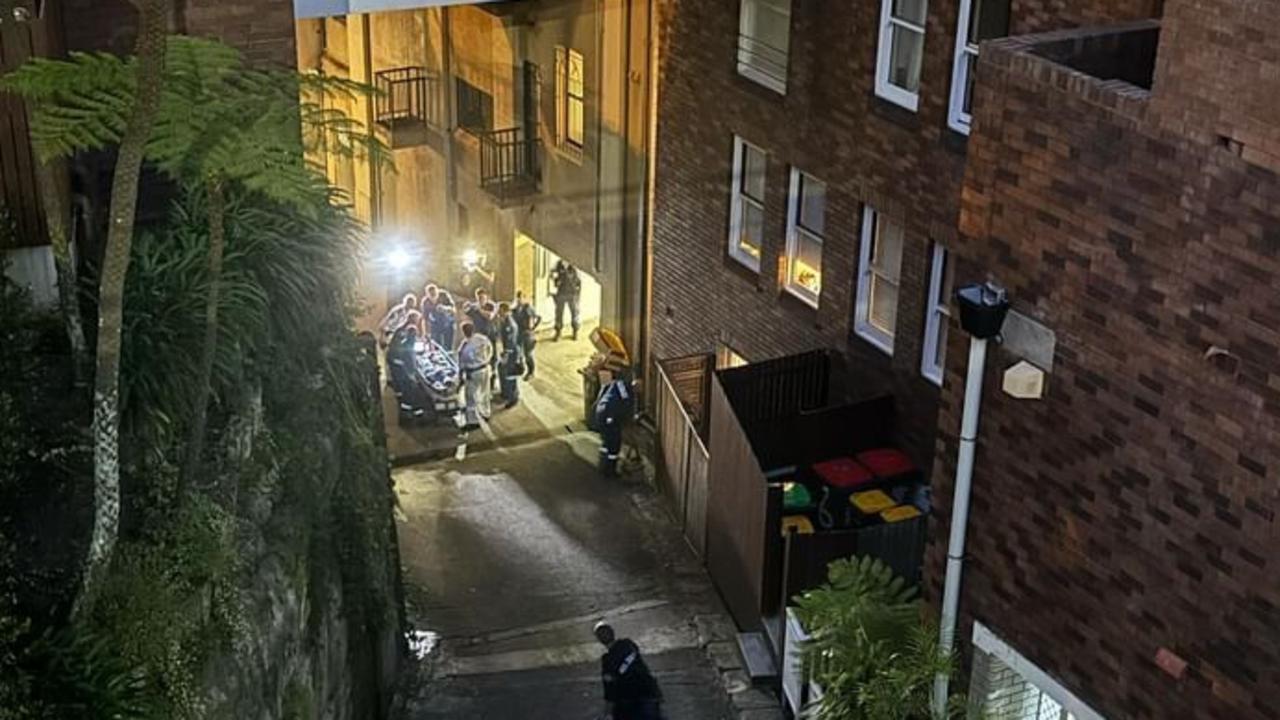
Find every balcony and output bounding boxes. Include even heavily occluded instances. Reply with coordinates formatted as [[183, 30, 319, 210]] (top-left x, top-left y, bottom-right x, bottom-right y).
[[374, 67, 443, 149], [479, 127, 540, 205]]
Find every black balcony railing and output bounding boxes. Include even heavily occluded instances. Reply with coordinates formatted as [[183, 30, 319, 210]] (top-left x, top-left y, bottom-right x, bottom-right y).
[[479, 126, 540, 203], [736, 34, 789, 89], [375, 67, 443, 136]]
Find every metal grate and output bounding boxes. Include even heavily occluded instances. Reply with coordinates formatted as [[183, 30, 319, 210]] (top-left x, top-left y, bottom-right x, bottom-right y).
[[375, 67, 443, 129], [969, 647, 1077, 720]]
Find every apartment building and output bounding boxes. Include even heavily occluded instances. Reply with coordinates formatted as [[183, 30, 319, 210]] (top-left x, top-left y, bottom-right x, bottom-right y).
[[648, 0, 1160, 471], [925, 1, 1280, 717]]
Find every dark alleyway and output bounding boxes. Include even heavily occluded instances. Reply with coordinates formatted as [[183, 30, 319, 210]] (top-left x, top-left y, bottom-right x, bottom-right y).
[[393, 432, 757, 719]]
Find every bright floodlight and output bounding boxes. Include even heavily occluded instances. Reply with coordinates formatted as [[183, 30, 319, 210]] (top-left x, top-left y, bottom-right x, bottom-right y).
[[462, 249, 480, 269], [387, 247, 413, 270]]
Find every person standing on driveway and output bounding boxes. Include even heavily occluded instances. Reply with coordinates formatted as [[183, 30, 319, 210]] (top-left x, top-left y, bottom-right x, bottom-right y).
[[511, 290, 541, 379], [594, 622, 663, 720], [551, 260, 582, 341], [458, 322, 493, 430], [429, 290, 457, 350], [495, 302, 523, 409], [592, 372, 636, 477]]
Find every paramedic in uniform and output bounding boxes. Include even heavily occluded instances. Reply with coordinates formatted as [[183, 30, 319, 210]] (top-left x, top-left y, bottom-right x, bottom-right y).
[[458, 322, 493, 431], [593, 372, 636, 476], [594, 622, 662, 720]]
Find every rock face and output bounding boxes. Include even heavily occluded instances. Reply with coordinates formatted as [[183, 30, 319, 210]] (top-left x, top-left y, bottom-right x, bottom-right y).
[[199, 370, 406, 720]]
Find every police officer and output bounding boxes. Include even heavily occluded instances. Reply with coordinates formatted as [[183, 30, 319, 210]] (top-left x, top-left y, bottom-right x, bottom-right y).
[[511, 290, 541, 379], [593, 371, 636, 477], [594, 622, 662, 720], [551, 260, 582, 341]]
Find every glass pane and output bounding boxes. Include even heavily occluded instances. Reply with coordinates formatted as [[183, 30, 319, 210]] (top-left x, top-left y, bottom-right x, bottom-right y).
[[791, 231, 822, 295], [961, 51, 977, 114], [740, 200, 764, 259], [893, 0, 927, 25], [568, 97, 584, 145], [873, 216, 904, 282], [743, 145, 767, 200], [931, 311, 948, 367], [799, 175, 825, 235], [740, 0, 791, 83], [568, 50, 584, 97], [890, 24, 924, 92], [970, 0, 1011, 43], [870, 275, 899, 334]]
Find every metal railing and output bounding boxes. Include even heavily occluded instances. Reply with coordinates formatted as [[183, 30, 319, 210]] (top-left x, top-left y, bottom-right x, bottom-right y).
[[736, 34, 790, 89], [374, 67, 443, 130], [479, 126, 540, 202]]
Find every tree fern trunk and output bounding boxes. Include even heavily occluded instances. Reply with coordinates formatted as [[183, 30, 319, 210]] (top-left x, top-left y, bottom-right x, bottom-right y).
[[34, 157, 90, 383], [181, 178, 226, 496], [75, 0, 170, 621]]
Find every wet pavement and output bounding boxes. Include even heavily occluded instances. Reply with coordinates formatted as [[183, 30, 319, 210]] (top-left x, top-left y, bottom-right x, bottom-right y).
[[392, 432, 751, 720]]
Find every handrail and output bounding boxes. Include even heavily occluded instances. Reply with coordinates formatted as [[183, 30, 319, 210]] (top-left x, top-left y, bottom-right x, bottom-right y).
[[479, 126, 540, 201], [374, 66, 444, 129]]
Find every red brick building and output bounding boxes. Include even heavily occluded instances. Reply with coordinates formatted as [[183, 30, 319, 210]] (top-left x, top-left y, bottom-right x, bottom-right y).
[[652, 0, 1280, 716], [924, 1, 1280, 717], [648, 0, 1159, 467]]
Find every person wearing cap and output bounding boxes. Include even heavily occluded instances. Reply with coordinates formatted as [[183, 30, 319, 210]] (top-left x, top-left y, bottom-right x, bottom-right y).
[[593, 622, 662, 720]]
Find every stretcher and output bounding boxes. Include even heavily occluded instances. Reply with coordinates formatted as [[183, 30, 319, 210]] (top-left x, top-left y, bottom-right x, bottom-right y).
[[389, 336, 461, 423]]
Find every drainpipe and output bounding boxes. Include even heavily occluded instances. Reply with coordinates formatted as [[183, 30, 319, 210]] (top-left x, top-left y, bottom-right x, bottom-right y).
[[441, 6, 458, 245], [932, 281, 1009, 717]]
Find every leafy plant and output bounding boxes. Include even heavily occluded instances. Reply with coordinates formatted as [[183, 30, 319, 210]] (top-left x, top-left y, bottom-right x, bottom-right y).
[[794, 556, 964, 720]]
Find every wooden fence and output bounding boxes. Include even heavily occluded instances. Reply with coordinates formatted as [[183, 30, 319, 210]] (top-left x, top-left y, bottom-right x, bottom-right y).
[[0, 5, 62, 249], [655, 356, 711, 557]]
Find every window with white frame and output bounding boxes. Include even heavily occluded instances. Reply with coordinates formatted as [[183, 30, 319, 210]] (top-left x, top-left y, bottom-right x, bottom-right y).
[[854, 207, 905, 354], [728, 136, 767, 271], [968, 622, 1103, 720], [875, 0, 928, 111], [920, 243, 952, 384], [948, 0, 1011, 133], [784, 169, 825, 307], [555, 46, 586, 151], [737, 0, 792, 94]]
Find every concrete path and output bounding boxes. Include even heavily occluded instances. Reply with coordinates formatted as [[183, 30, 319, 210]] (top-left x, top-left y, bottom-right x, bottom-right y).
[[393, 431, 757, 720]]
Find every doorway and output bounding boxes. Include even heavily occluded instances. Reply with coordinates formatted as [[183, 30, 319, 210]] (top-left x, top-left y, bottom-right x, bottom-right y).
[[513, 231, 602, 334]]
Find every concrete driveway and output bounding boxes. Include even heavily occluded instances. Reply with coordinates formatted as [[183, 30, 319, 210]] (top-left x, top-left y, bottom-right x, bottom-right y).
[[393, 432, 745, 720]]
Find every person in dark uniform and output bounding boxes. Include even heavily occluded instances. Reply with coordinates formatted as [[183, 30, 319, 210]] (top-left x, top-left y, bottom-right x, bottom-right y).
[[429, 290, 457, 350], [593, 372, 636, 477], [511, 290, 541, 379], [594, 622, 662, 720], [495, 302, 523, 408], [551, 260, 582, 341]]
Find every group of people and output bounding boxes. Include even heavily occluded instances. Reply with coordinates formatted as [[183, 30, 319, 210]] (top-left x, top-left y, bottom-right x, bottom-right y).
[[378, 260, 586, 432]]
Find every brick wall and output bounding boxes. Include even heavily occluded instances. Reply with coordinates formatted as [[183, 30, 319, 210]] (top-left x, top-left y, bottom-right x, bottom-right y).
[[650, 0, 1165, 468], [1152, 0, 1280, 172], [928, 29, 1280, 720], [63, 0, 296, 68]]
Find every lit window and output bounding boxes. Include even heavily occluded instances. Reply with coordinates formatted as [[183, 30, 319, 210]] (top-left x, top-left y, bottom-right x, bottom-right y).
[[784, 168, 824, 307], [728, 136, 767, 272], [737, 0, 791, 94], [854, 207, 904, 355], [948, 0, 1011, 133], [920, 243, 952, 385], [555, 47, 586, 152], [875, 0, 928, 111]]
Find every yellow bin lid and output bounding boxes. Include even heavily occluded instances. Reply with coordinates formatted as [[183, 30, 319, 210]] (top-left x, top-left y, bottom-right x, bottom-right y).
[[881, 505, 922, 523], [781, 515, 815, 536], [851, 490, 895, 515]]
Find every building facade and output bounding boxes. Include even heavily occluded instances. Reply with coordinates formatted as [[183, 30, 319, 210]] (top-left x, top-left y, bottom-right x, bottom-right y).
[[648, 0, 1161, 470], [925, 1, 1280, 717]]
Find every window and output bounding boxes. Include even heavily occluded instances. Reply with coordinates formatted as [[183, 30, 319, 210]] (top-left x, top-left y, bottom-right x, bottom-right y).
[[737, 0, 791, 94], [717, 343, 750, 369], [555, 46, 586, 151], [875, 0, 928, 111], [854, 207, 905, 354], [784, 169, 825, 307], [728, 136, 767, 271], [455, 78, 493, 134], [948, 0, 1011, 133], [920, 243, 952, 385], [968, 622, 1102, 720]]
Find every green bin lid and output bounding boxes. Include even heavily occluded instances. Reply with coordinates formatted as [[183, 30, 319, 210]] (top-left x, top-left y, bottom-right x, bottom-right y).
[[783, 482, 811, 510]]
